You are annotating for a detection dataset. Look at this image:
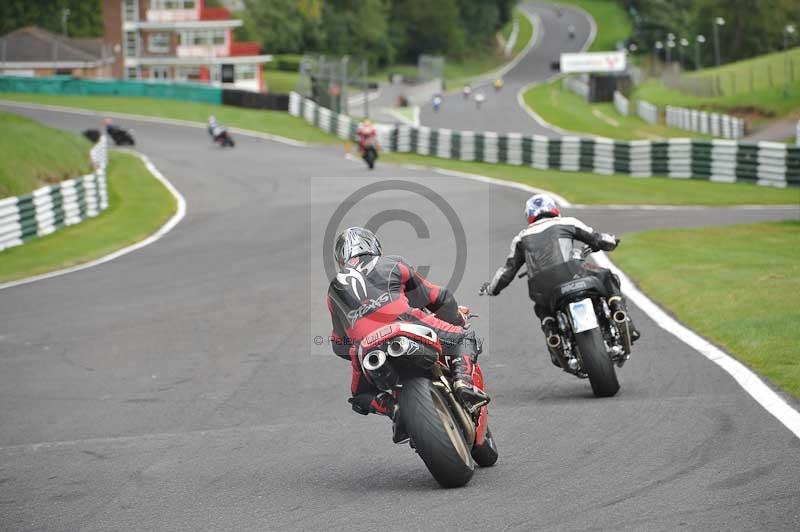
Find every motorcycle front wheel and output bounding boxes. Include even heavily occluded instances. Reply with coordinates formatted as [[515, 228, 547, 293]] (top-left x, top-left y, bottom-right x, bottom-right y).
[[576, 328, 619, 397], [400, 377, 475, 488]]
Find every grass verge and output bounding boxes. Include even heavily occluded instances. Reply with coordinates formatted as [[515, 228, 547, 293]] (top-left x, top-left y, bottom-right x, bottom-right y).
[[264, 70, 300, 94], [0, 93, 336, 144], [0, 152, 176, 284], [0, 111, 92, 198], [523, 79, 699, 140], [613, 221, 800, 399], [382, 152, 800, 205], [555, 0, 632, 52]]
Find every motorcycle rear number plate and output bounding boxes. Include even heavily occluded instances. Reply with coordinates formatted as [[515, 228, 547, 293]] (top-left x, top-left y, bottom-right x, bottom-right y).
[[569, 298, 599, 333]]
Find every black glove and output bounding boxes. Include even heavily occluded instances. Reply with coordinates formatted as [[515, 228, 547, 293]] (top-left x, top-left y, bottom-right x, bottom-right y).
[[479, 282, 491, 296], [596, 233, 619, 252], [348, 393, 375, 415]]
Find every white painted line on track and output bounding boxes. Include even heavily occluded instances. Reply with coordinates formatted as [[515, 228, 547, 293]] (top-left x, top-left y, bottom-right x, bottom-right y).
[[593, 251, 800, 439], [0, 151, 186, 291], [0, 99, 309, 147]]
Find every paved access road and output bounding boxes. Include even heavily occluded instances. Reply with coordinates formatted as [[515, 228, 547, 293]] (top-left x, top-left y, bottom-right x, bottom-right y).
[[1, 104, 799, 532], [419, 2, 594, 135]]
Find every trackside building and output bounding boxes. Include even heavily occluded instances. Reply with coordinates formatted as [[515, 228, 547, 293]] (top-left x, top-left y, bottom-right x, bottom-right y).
[[103, 0, 270, 91]]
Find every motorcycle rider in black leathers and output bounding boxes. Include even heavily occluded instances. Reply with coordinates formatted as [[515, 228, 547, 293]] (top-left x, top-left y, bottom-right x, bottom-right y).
[[327, 227, 489, 418], [480, 194, 640, 360]]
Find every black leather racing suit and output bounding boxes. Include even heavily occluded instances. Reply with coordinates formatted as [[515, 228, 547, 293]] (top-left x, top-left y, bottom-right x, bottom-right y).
[[327, 254, 480, 409], [486, 216, 621, 320]]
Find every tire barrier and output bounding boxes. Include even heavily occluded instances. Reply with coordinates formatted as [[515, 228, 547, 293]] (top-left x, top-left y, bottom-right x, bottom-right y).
[[289, 92, 799, 188], [665, 106, 745, 139], [0, 136, 109, 252]]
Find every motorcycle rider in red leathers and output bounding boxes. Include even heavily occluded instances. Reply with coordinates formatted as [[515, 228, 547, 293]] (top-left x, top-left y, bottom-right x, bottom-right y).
[[356, 119, 378, 156], [327, 227, 489, 418]]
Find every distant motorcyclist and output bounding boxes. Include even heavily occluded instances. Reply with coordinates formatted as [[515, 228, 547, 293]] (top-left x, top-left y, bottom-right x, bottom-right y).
[[356, 118, 379, 169], [207, 115, 234, 147], [432, 94, 442, 112], [103, 117, 135, 146], [327, 227, 489, 417], [493, 78, 504, 92], [474, 92, 485, 109], [480, 194, 640, 349], [462, 84, 472, 99], [567, 24, 576, 40]]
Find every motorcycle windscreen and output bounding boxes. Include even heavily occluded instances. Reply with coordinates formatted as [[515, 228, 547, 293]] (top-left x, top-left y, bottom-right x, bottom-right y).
[[568, 298, 599, 333]]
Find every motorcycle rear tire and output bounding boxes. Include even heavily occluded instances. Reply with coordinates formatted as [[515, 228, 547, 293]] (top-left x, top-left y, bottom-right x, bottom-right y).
[[364, 147, 376, 169], [576, 329, 619, 397], [471, 427, 499, 467], [400, 377, 475, 488]]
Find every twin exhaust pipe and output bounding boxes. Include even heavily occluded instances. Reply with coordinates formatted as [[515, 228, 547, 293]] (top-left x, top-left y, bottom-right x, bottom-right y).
[[363, 336, 416, 372]]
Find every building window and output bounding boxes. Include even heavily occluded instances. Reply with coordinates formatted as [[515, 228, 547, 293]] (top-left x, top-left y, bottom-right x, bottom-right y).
[[147, 32, 170, 53], [150, 67, 170, 80], [123, 0, 138, 22], [237, 64, 256, 80], [125, 31, 139, 57], [151, 0, 195, 9], [180, 30, 226, 47], [126, 67, 139, 79]]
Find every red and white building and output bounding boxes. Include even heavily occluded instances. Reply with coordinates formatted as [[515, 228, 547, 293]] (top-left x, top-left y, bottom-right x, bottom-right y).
[[103, 0, 271, 91]]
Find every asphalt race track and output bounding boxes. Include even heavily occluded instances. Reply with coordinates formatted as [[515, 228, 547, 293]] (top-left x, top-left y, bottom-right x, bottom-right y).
[[1, 103, 800, 532], [419, 2, 593, 134]]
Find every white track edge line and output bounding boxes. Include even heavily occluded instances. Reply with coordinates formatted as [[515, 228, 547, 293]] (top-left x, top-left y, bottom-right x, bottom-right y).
[[592, 251, 800, 439], [344, 152, 800, 440], [0, 151, 186, 291]]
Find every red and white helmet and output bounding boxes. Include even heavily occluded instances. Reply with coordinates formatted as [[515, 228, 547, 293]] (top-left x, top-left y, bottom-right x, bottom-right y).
[[525, 193, 560, 224]]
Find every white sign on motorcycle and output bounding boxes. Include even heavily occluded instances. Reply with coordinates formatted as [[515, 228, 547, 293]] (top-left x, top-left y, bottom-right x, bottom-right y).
[[559, 51, 626, 73]]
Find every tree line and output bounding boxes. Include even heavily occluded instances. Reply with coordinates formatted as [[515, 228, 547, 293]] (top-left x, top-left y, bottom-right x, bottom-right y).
[[623, 0, 800, 67], [237, 0, 517, 66], [0, 0, 103, 38]]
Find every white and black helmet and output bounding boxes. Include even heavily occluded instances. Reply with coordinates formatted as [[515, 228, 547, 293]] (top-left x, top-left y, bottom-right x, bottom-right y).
[[334, 227, 382, 269]]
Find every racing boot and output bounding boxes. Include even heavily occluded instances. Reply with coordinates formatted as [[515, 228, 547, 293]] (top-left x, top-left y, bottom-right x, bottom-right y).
[[541, 316, 563, 367], [451, 355, 490, 413], [609, 296, 641, 344]]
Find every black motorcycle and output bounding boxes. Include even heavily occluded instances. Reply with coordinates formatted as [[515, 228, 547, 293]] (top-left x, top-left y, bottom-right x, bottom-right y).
[[518, 246, 634, 397], [106, 125, 135, 146], [209, 126, 235, 148]]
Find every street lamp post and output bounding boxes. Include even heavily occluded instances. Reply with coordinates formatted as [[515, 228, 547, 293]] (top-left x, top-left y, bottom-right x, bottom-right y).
[[679, 38, 689, 69], [785, 24, 796, 96], [654, 40, 663, 75], [666, 39, 675, 69], [713, 17, 725, 67], [695, 34, 706, 70]]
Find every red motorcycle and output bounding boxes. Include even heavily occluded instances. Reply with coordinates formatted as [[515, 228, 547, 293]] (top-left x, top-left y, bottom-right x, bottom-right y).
[[357, 309, 498, 488]]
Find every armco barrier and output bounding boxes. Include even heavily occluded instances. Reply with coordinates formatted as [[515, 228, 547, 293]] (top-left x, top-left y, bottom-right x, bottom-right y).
[[665, 105, 744, 139], [289, 92, 799, 188], [0, 75, 222, 104], [636, 100, 658, 125], [613, 91, 629, 116], [0, 135, 109, 252]]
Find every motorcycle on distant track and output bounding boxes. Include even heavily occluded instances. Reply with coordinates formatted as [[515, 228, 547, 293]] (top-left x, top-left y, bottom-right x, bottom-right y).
[[358, 309, 498, 488], [516, 246, 634, 397], [106, 124, 135, 146], [360, 137, 378, 169]]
